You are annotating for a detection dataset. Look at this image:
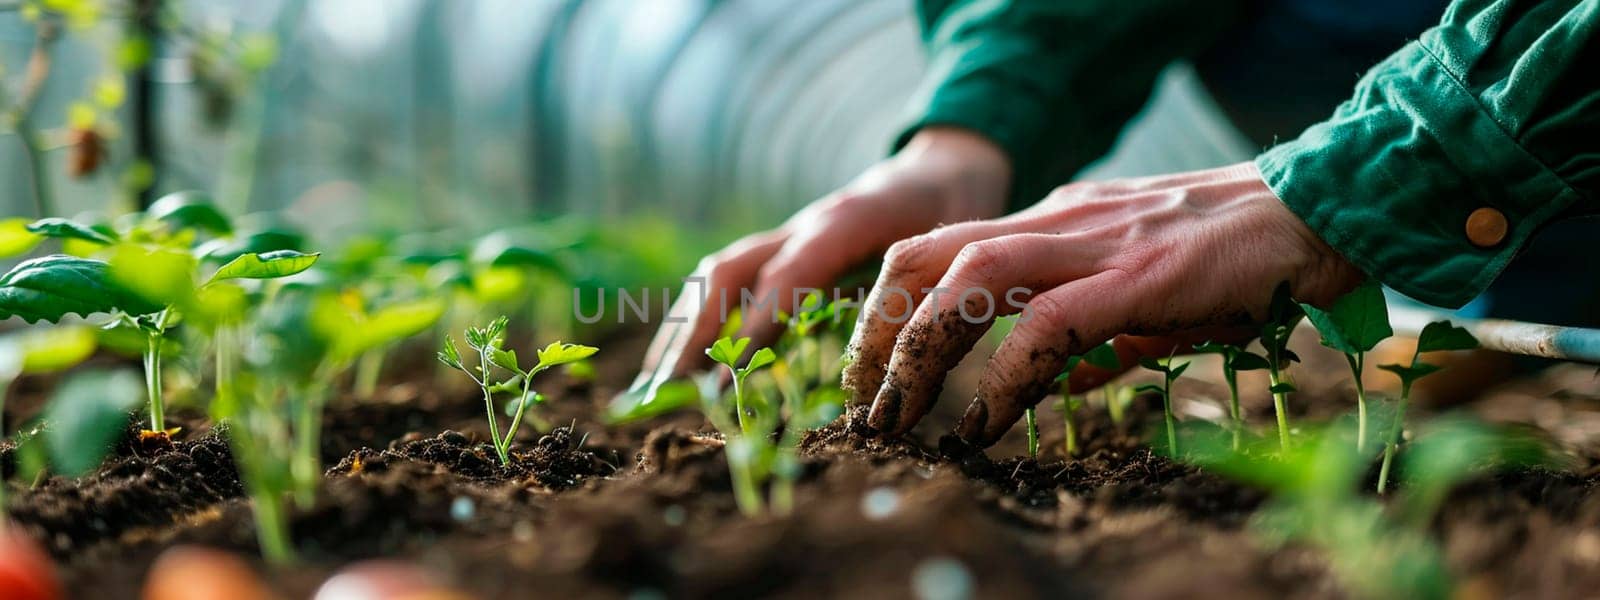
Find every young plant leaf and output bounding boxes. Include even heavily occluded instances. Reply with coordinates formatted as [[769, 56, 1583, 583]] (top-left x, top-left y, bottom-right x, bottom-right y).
[[339, 299, 447, 360], [1168, 361, 1190, 379], [25, 218, 117, 245], [0, 217, 43, 258], [437, 337, 464, 370], [207, 250, 320, 284], [744, 347, 777, 373], [108, 244, 197, 308], [1416, 321, 1477, 354], [1269, 382, 1298, 394], [1082, 343, 1121, 370], [534, 341, 599, 368], [491, 348, 521, 374], [707, 336, 751, 368], [10, 326, 97, 374], [1138, 356, 1169, 372], [1299, 281, 1392, 353], [1134, 383, 1166, 396], [1378, 362, 1443, 387], [43, 369, 143, 476], [146, 191, 233, 235], [1228, 351, 1271, 371], [0, 255, 164, 322]]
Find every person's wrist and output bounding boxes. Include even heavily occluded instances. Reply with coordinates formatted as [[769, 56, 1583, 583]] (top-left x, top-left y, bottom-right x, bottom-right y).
[[898, 127, 1012, 218]]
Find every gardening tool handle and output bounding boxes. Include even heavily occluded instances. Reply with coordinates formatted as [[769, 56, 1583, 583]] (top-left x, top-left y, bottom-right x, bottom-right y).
[[1388, 306, 1600, 364]]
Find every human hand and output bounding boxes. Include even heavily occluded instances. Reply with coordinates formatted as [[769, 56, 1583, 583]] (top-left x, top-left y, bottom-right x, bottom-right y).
[[840, 162, 1363, 447], [632, 127, 1012, 393]]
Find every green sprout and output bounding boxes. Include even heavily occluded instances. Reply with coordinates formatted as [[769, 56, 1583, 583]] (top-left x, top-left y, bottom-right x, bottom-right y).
[[1301, 281, 1393, 453], [1137, 356, 1189, 455], [438, 316, 598, 465], [1052, 343, 1121, 458], [1375, 321, 1477, 493], [706, 336, 778, 433], [1260, 284, 1304, 452], [1193, 341, 1270, 451]]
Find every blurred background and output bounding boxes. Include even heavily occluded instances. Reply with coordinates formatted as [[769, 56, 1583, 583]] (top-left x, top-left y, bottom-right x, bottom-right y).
[[0, 0, 936, 239]]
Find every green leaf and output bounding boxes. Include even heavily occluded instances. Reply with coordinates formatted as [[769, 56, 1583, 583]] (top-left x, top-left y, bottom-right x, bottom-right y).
[[340, 299, 447, 359], [503, 391, 544, 417], [1378, 362, 1443, 386], [43, 369, 142, 476], [1269, 382, 1298, 394], [1229, 351, 1271, 372], [535, 341, 599, 369], [1416, 321, 1477, 353], [196, 227, 304, 264], [470, 231, 567, 275], [1138, 356, 1168, 372], [1300, 281, 1391, 354], [108, 244, 196, 309], [0, 255, 164, 323], [0, 217, 44, 258], [743, 347, 777, 373], [146, 191, 233, 235], [437, 337, 463, 370], [26, 217, 117, 245], [606, 379, 699, 423], [1134, 383, 1166, 396], [207, 250, 320, 284], [490, 348, 521, 374], [1168, 361, 1190, 379], [1082, 343, 1121, 370], [706, 336, 750, 368], [12, 326, 97, 374]]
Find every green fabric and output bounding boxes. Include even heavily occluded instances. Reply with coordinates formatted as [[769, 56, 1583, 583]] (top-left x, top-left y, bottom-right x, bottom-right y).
[[896, 0, 1247, 208], [902, 0, 1598, 309], [1259, 0, 1599, 308]]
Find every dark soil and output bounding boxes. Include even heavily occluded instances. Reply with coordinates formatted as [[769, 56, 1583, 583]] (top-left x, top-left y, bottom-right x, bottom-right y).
[[5, 332, 1600, 599]]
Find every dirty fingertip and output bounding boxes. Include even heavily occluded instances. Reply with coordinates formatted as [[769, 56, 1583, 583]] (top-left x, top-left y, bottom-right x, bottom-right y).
[[866, 384, 903, 435], [954, 399, 991, 446]]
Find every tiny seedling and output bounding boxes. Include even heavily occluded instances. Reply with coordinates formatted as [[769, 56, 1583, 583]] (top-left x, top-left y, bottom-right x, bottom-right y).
[[1301, 281, 1392, 452], [1375, 321, 1477, 493], [1260, 284, 1304, 451], [705, 336, 777, 433], [438, 316, 597, 465], [1052, 343, 1121, 457], [1137, 356, 1190, 455], [1193, 341, 1270, 451]]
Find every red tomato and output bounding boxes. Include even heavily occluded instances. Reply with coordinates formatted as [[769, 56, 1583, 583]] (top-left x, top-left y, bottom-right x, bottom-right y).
[[0, 527, 62, 600]]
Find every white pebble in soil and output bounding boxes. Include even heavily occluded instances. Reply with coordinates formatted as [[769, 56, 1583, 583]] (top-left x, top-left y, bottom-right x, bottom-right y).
[[860, 486, 901, 520], [912, 556, 973, 600], [450, 496, 475, 522]]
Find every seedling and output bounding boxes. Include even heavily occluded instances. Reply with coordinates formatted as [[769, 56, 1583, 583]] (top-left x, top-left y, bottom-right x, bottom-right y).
[[1052, 343, 1121, 457], [1375, 321, 1477, 493], [1193, 342, 1270, 451], [0, 326, 96, 531], [1260, 284, 1304, 451], [1137, 356, 1189, 455], [1300, 281, 1392, 452], [438, 316, 598, 465], [705, 336, 777, 433]]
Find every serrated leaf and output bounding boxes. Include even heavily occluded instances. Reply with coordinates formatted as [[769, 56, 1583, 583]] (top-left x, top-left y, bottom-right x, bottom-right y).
[[146, 191, 232, 235], [743, 347, 776, 373], [0, 217, 43, 258], [26, 217, 116, 245], [1299, 281, 1391, 353], [490, 348, 521, 374], [0, 255, 163, 323], [535, 341, 598, 368], [437, 337, 463, 370], [43, 369, 142, 476], [207, 250, 320, 284], [1417, 321, 1477, 353]]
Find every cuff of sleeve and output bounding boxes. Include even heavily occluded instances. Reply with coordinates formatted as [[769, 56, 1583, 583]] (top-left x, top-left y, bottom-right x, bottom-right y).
[[1255, 40, 1582, 308], [891, 40, 1070, 210]]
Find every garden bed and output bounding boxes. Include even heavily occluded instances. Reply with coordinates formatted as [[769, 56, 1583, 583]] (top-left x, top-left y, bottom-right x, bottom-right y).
[[6, 331, 1600, 599]]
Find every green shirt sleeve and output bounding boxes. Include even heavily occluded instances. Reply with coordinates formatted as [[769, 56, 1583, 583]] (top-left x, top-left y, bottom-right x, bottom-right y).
[[1257, 0, 1599, 308], [897, 0, 1248, 209]]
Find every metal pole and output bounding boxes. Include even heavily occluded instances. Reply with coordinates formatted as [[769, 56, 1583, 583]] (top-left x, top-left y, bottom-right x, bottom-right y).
[[1389, 305, 1600, 364]]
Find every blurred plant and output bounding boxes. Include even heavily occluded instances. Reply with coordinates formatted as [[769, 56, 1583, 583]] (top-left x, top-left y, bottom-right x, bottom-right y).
[[1192, 341, 1269, 451], [437, 316, 596, 465], [1050, 343, 1120, 458], [1375, 321, 1478, 493], [1137, 356, 1189, 455], [1301, 281, 1392, 452], [0, 326, 97, 531], [1181, 414, 1545, 599]]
